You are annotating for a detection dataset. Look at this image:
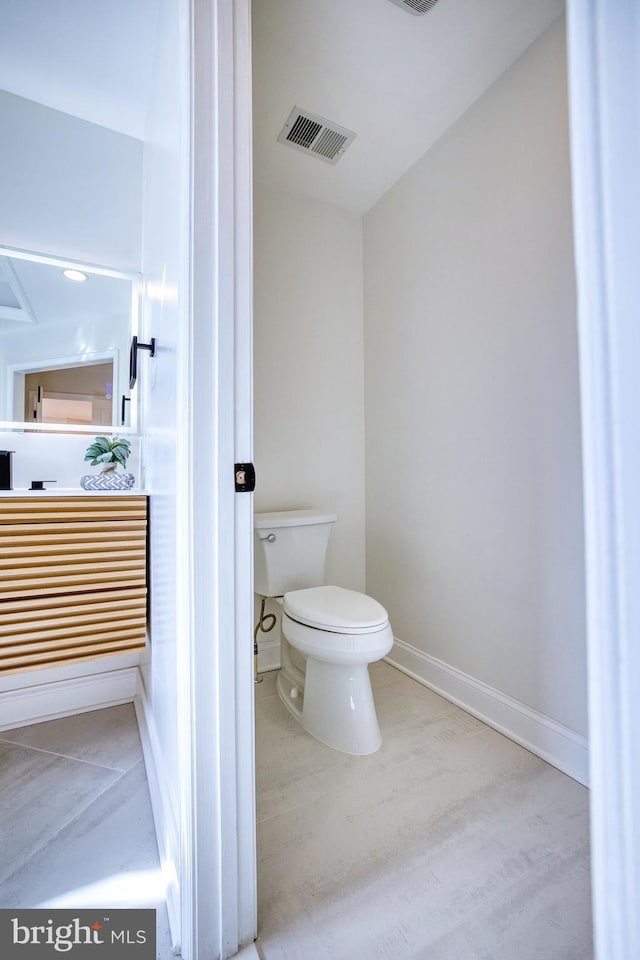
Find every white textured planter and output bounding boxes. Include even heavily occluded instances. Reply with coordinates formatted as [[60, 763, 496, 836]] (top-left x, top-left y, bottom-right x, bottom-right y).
[[80, 472, 136, 490]]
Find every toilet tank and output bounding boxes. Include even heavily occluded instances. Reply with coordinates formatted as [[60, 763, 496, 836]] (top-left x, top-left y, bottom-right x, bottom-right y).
[[254, 509, 337, 597]]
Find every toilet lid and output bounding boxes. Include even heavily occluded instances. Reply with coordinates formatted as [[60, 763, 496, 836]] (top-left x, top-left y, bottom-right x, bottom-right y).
[[284, 585, 389, 633]]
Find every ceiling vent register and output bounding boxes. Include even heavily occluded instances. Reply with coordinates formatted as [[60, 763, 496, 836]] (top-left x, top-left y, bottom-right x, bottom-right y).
[[277, 107, 356, 165], [388, 0, 440, 14]]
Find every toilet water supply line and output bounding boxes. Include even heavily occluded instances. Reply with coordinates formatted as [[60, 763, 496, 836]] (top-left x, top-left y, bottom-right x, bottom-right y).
[[254, 596, 277, 683]]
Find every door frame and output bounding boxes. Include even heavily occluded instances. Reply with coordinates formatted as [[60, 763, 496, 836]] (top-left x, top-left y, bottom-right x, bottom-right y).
[[181, 0, 256, 957], [566, 2, 640, 957], [182, 1, 640, 957]]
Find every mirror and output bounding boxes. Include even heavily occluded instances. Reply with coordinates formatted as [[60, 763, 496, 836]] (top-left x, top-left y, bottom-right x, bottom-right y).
[[0, 246, 139, 432]]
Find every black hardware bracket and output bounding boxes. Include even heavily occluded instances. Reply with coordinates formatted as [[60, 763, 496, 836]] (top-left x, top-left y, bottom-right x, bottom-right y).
[[235, 463, 256, 493], [129, 336, 156, 389]]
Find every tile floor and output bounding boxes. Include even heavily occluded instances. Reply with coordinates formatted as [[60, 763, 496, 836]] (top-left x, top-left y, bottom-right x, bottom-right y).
[[255, 661, 593, 960], [0, 664, 593, 960], [0, 704, 174, 958]]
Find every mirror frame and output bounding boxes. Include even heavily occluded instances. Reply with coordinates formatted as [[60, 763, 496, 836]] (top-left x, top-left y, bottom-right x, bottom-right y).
[[0, 244, 141, 434]]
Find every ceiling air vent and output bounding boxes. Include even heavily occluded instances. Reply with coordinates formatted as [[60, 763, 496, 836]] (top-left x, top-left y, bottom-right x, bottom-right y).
[[277, 107, 356, 165], [388, 0, 440, 14]]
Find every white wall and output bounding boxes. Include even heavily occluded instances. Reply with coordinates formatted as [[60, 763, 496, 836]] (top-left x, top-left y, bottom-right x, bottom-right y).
[[0, 90, 142, 270], [363, 19, 587, 746], [253, 185, 366, 653]]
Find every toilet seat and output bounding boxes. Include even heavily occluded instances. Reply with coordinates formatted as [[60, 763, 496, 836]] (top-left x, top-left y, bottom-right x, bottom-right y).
[[284, 585, 389, 634]]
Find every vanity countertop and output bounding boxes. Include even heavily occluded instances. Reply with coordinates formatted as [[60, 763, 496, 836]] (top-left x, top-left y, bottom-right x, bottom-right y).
[[0, 488, 148, 497]]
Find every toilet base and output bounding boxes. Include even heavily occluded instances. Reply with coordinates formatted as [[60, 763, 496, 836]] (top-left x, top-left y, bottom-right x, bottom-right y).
[[303, 658, 382, 755], [276, 643, 382, 755]]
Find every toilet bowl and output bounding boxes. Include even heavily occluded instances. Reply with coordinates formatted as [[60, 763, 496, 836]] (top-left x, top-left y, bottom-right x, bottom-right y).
[[278, 585, 394, 755]]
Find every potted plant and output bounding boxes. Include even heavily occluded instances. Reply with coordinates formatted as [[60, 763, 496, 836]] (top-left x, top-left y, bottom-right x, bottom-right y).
[[80, 436, 135, 490]]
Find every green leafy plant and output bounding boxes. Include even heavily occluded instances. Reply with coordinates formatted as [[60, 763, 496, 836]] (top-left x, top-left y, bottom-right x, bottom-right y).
[[84, 436, 132, 473]]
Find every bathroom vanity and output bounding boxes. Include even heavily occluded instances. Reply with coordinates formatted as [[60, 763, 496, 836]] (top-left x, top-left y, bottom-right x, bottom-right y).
[[0, 494, 148, 674]]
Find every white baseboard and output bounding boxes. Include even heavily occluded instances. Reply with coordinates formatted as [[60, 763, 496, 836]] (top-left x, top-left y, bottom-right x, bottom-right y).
[[134, 674, 181, 955], [0, 666, 139, 731], [257, 638, 281, 673], [387, 638, 589, 787]]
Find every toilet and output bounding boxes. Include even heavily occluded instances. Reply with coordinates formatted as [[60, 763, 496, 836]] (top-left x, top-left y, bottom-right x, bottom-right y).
[[254, 509, 393, 755]]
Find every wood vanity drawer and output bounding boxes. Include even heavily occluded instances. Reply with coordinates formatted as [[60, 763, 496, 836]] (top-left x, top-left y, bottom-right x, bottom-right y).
[[0, 496, 148, 674]]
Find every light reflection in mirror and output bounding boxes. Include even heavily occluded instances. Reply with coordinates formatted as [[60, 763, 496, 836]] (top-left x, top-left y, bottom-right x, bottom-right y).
[[0, 245, 140, 433]]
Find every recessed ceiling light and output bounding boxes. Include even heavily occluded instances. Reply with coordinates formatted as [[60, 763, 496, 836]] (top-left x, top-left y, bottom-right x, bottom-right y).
[[62, 269, 89, 282]]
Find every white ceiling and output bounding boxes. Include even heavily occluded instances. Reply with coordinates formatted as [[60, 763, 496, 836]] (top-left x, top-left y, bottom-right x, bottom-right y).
[[0, 0, 158, 140], [253, 0, 564, 214], [0, 0, 563, 215], [0, 254, 132, 335]]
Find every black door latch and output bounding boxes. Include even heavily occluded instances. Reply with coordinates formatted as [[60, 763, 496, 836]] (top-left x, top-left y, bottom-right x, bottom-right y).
[[235, 463, 256, 492]]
